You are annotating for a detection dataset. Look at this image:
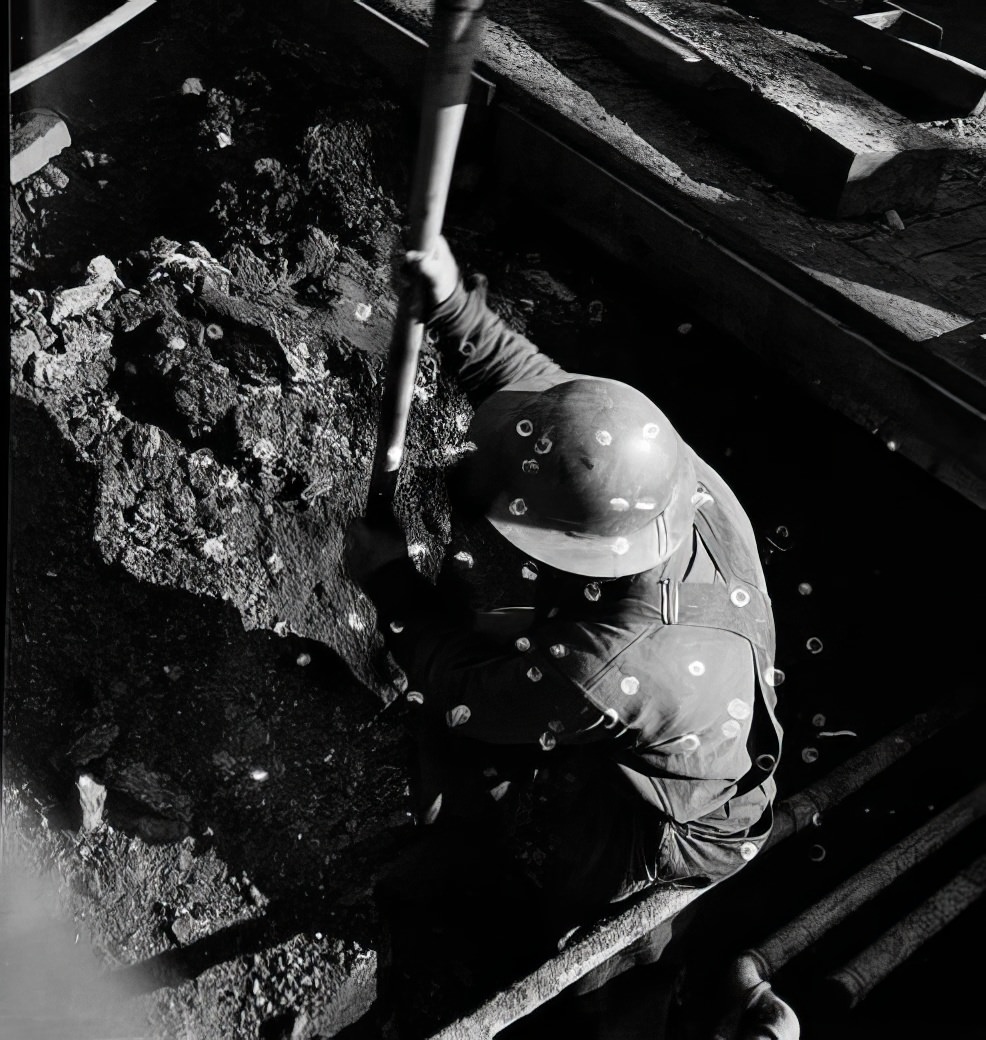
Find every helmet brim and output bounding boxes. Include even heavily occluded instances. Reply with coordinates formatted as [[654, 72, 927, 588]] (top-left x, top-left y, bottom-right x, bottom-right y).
[[488, 449, 698, 578]]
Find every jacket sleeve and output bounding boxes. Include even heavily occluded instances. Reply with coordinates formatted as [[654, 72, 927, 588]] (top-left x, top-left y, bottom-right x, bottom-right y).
[[427, 277, 569, 407], [363, 559, 616, 746]]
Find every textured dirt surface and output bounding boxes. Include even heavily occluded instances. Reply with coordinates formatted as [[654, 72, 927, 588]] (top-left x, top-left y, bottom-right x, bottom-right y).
[[6, 2, 986, 1039]]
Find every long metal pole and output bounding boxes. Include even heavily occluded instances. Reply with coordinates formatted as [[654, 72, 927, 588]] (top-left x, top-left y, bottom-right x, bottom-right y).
[[825, 850, 986, 1008], [767, 685, 979, 846], [752, 781, 986, 978]]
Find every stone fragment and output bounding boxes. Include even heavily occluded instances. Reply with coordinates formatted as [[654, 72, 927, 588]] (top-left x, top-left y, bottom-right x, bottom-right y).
[[10, 109, 71, 185], [77, 773, 107, 830], [50, 256, 123, 325]]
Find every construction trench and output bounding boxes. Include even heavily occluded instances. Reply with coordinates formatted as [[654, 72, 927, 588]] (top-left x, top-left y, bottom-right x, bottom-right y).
[[5, 1, 986, 1038]]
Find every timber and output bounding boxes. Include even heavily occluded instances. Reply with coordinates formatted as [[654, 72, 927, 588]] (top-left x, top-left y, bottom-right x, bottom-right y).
[[329, 0, 495, 106], [9, 0, 157, 94], [493, 109, 986, 507], [294, 0, 986, 509], [576, 0, 949, 218], [824, 850, 986, 1007], [725, 0, 986, 117]]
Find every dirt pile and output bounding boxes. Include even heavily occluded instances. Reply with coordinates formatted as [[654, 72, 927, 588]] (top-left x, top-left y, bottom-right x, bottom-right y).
[[7, 6, 483, 1036]]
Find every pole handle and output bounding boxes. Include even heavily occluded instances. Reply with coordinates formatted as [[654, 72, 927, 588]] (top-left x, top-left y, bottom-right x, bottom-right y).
[[367, 0, 486, 514]]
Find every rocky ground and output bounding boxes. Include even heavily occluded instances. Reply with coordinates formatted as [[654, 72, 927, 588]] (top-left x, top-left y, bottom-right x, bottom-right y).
[[6, 2, 986, 1039]]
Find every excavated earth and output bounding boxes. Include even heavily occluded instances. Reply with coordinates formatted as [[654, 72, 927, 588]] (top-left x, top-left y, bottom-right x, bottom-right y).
[[6, 3, 986, 1039]]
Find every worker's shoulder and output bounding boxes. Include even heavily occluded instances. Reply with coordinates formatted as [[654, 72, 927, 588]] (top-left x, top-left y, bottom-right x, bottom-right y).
[[535, 608, 751, 697]]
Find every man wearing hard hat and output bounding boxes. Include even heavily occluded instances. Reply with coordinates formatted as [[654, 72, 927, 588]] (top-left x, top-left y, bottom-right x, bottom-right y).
[[346, 237, 783, 1001]]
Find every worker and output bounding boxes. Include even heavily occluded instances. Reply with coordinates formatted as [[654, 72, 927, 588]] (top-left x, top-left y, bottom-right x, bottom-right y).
[[344, 236, 783, 1031]]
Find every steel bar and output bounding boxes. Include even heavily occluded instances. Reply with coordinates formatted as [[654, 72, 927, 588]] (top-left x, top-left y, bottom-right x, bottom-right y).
[[754, 782, 986, 977], [767, 685, 980, 846], [9, 0, 157, 95], [825, 850, 986, 1007], [423, 689, 979, 1038]]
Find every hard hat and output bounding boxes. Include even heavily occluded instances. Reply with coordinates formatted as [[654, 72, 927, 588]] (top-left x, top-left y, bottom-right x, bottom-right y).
[[449, 377, 698, 578]]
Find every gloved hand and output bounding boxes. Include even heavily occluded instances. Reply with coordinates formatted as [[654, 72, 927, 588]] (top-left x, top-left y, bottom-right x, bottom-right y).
[[344, 512, 410, 594], [404, 234, 460, 314]]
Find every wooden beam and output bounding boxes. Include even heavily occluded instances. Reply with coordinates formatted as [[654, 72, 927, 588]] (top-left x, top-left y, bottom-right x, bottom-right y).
[[725, 0, 986, 116], [9, 0, 157, 95], [321, 0, 495, 107], [493, 107, 986, 507], [314, 0, 984, 507], [577, 0, 949, 217], [855, 3, 943, 49]]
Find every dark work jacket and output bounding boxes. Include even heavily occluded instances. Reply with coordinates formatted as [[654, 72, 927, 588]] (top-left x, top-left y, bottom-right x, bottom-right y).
[[365, 280, 782, 886]]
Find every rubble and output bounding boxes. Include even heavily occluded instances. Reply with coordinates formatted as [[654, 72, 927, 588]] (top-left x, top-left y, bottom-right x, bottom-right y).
[[10, 109, 71, 184]]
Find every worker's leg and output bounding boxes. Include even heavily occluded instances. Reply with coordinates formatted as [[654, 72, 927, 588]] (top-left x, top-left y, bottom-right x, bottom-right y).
[[371, 719, 551, 1036]]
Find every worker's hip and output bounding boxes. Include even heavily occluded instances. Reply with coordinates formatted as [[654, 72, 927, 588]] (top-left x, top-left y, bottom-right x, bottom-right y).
[[605, 781, 774, 910]]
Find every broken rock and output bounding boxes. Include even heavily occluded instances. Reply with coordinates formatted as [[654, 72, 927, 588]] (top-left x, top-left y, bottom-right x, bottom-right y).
[[77, 773, 107, 831], [10, 109, 71, 185], [50, 256, 124, 325]]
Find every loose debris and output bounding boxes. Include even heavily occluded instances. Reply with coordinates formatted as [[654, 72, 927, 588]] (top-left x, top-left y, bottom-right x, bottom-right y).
[[10, 108, 71, 184]]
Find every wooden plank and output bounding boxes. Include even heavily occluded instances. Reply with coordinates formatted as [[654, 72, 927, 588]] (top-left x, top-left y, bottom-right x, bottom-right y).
[[852, 205, 986, 323], [855, 4, 942, 49], [9, 0, 157, 95], [320, 0, 495, 107], [317, 1, 985, 505], [493, 107, 986, 506], [725, 0, 986, 116], [576, 0, 949, 218], [856, 203, 986, 261]]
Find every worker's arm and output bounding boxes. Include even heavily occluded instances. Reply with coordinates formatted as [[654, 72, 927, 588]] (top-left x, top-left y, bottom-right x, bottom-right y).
[[407, 236, 567, 407], [345, 519, 618, 745]]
